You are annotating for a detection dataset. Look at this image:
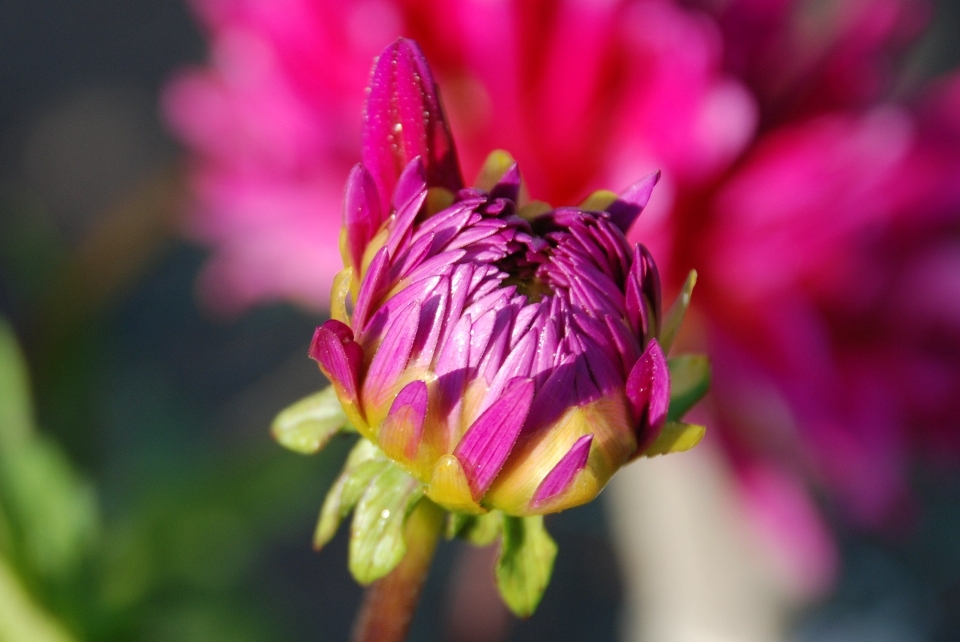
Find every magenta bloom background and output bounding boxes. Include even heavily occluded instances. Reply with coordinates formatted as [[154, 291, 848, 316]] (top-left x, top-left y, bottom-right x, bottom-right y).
[[164, 0, 960, 594]]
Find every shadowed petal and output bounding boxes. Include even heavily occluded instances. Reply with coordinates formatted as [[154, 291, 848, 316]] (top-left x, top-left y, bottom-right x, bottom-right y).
[[362, 38, 463, 208], [531, 434, 593, 507], [625, 339, 670, 452], [455, 377, 535, 498]]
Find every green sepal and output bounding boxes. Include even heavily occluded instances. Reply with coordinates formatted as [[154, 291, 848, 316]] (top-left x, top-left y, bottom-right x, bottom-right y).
[[640, 421, 706, 457], [667, 354, 710, 422], [495, 515, 557, 618], [348, 464, 424, 585], [446, 510, 502, 546], [660, 270, 697, 354], [271, 386, 353, 455], [313, 439, 386, 549]]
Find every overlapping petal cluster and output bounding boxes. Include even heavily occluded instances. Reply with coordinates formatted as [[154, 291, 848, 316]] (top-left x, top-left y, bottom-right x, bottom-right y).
[[309, 40, 677, 516]]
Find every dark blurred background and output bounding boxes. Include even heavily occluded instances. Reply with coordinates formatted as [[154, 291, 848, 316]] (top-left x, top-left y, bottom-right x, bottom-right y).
[[1, 2, 960, 642]]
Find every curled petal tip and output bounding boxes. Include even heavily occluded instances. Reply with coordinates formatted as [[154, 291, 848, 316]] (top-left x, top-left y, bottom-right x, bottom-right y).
[[310, 320, 363, 402], [607, 170, 661, 233]]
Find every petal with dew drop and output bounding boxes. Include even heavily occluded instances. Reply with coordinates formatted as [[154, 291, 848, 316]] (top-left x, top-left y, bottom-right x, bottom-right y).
[[625, 339, 670, 452]]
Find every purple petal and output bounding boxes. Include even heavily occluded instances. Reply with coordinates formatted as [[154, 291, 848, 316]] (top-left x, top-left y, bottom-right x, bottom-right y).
[[379, 379, 428, 459], [362, 38, 463, 208], [531, 435, 593, 508], [362, 300, 421, 405], [309, 320, 363, 402], [606, 170, 660, 233], [454, 377, 535, 498], [353, 247, 390, 332], [489, 163, 521, 202], [393, 156, 428, 211], [343, 164, 383, 274], [625, 339, 670, 452]]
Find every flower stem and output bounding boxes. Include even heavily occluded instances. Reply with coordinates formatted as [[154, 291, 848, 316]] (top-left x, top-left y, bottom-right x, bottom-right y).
[[352, 498, 445, 642]]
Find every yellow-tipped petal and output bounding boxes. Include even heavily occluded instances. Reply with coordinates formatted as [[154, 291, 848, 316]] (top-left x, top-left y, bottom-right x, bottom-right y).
[[426, 455, 487, 514], [640, 421, 705, 457], [474, 149, 516, 191], [330, 267, 354, 325], [579, 189, 619, 211]]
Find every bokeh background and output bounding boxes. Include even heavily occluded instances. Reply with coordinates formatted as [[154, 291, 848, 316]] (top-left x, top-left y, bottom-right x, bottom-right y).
[[2, 1, 960, 641]]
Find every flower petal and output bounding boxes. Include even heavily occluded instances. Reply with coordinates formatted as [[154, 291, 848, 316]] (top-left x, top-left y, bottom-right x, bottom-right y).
[[343, 164, 383, 274], [309, 320, 363, 403], [606, 170, 660, 233], [379, 380, 429, 460], [625, 339, 671, 452], [531, 434, 593, 508], [363, 38, 462, 208], [454, 377, 535, 499]]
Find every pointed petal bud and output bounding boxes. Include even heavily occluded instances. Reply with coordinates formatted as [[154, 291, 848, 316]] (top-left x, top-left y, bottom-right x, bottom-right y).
[[362, 38, 462, 209], [606, 170, 660, 233], [626, 339, 671, 452]]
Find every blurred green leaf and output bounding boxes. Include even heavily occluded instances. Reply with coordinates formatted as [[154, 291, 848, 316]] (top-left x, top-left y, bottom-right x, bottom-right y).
[[0, 320, 98, 583], [271, 386, 352, 455], [667, 353, 710, 422], [660, 270, 696, 354], [348, 465, 423, 585], [640, 421, 706, 457], [495, 515, 557, 618], [0, 554, 78, 642], [447, 510, 502, 546]]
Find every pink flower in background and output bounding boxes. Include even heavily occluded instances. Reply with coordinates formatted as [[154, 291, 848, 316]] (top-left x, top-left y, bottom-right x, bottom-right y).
[[165, 0, 960, 595], [163, 0, 754, 311]]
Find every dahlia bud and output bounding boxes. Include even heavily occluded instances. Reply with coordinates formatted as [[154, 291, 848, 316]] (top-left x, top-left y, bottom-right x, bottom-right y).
[[273, 37, 709, 615]]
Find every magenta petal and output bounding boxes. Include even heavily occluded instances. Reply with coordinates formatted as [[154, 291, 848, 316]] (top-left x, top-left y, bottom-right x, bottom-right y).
[[531, 434, 593, 508], [343, 164, 383, 274], [353, 247, 390, 331], [625, 339, 670, 451], [606, 170, 660, 233], [309, 320, 362, 402], [454, 377, 535, 498], [393, 156, 428, 211], [362, 38, 463, 208], [363, 300, 422, 404], [381, 379, 428, 457], [489, 163, 521, 202]]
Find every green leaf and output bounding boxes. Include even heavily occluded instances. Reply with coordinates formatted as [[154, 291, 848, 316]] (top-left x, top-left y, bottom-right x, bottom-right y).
[[348, 465, 424, 585], [271, 386, 351, 454], [495, 516, 557, 618], [0, 553, 78, 642], [314, 439, 386, 550], [660, 270, 697, 354], [0, 319, 33, 446], [0, 318, 98, 580], [447, 510, 502, 546], [667, 354, 710, 422], [640, 421, 706, 457]]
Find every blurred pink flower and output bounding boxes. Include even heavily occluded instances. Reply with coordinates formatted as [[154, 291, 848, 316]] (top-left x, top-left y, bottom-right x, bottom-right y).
[[165, 0, 960, 595]]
